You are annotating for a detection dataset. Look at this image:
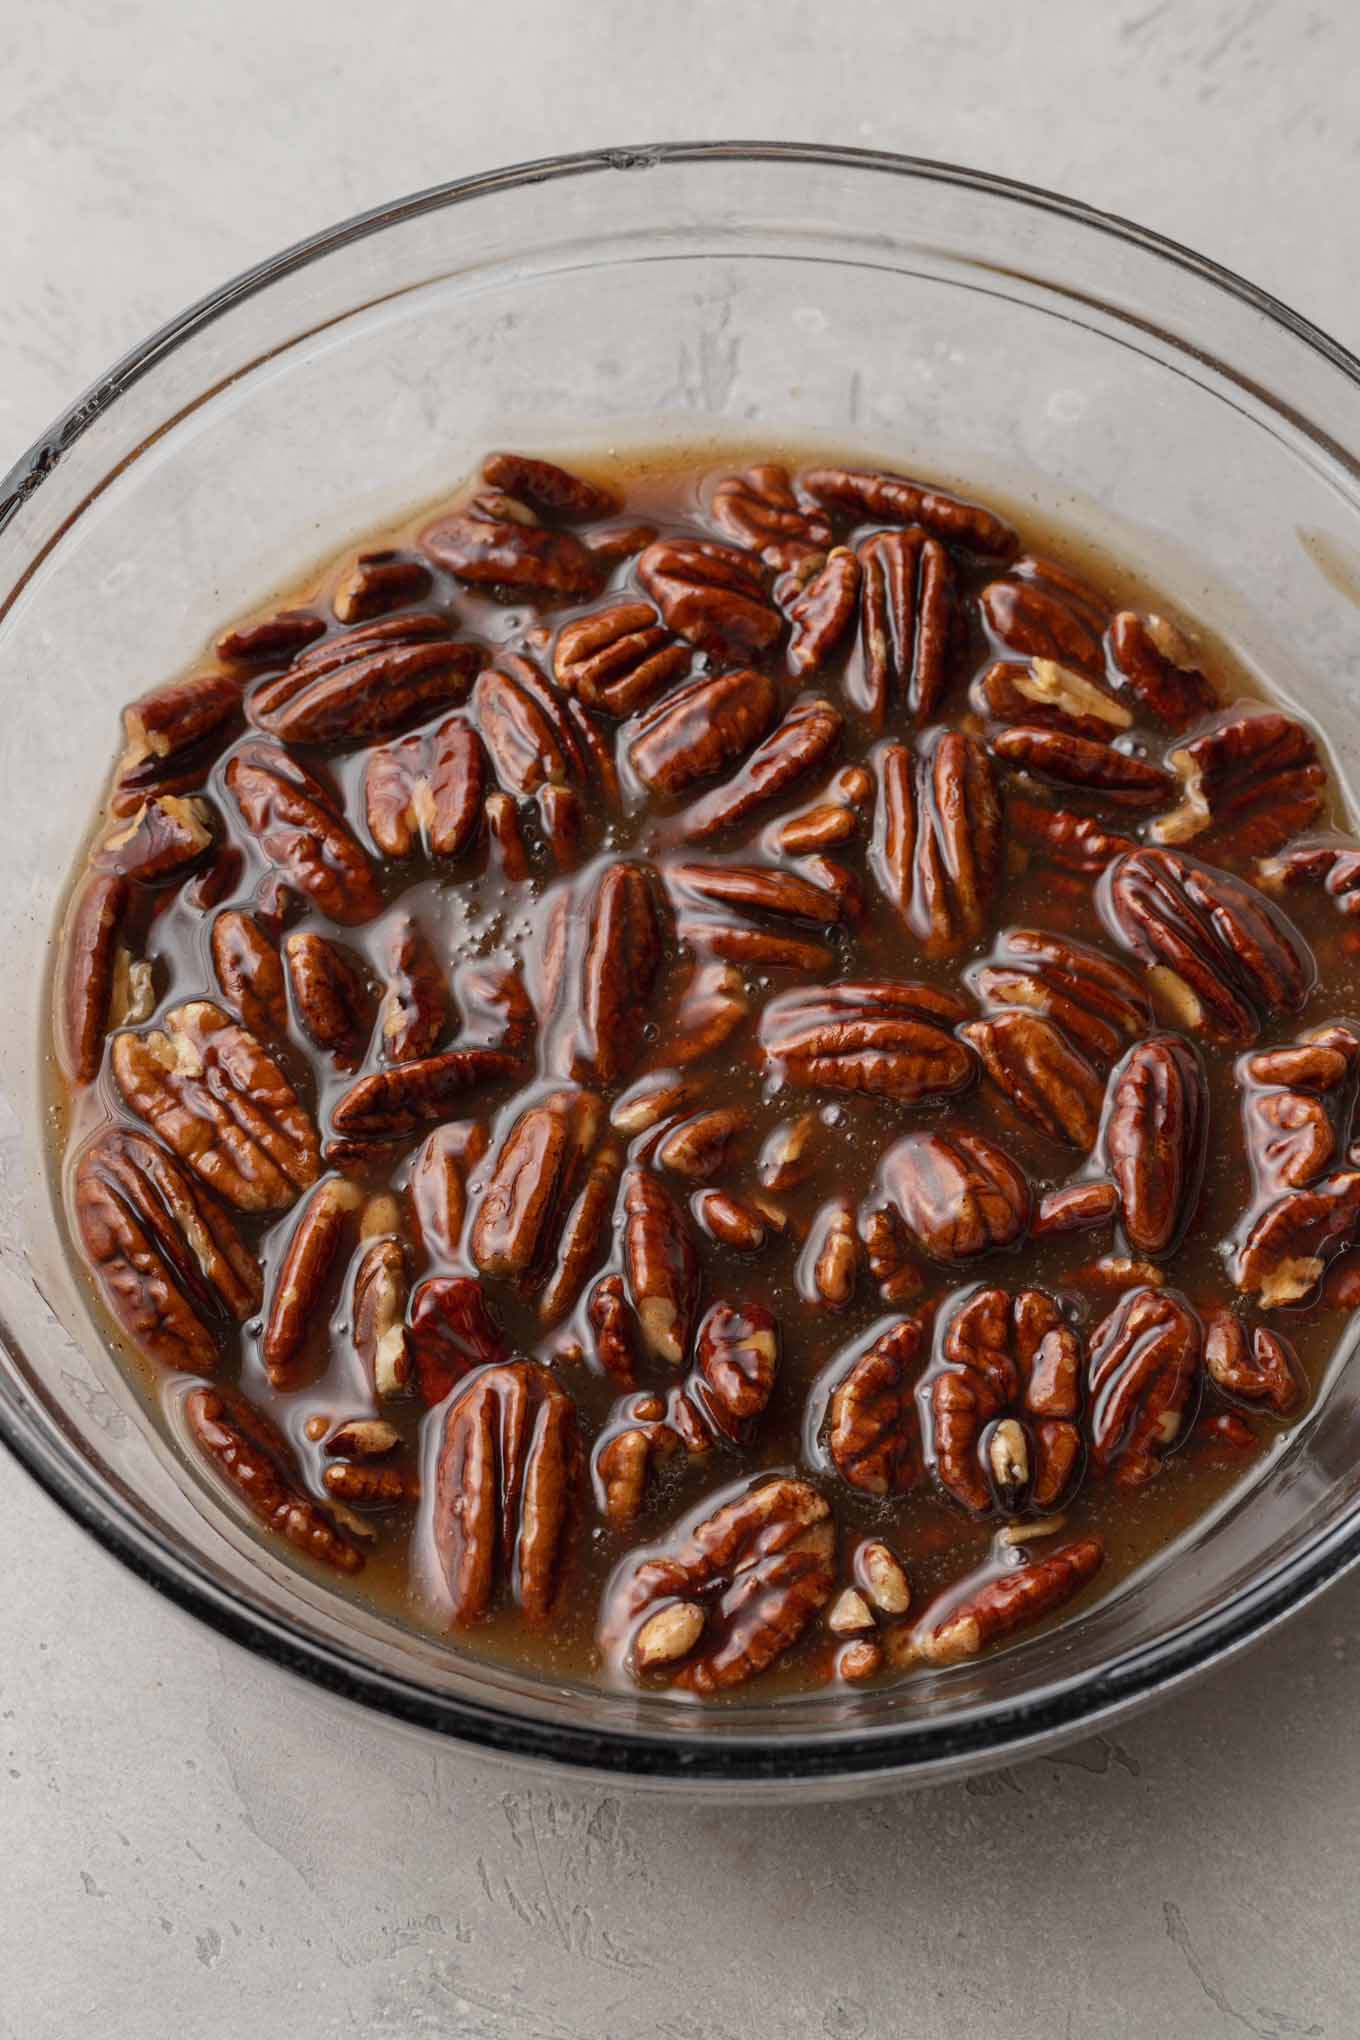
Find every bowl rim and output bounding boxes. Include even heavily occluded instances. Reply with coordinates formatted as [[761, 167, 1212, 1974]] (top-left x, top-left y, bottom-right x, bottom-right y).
[[7, 138, 1360, 1784]]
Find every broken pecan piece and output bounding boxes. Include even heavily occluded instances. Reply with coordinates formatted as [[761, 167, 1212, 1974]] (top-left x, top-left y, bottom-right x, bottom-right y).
[[332, 551, 431, 624], [709, 463, 832, 568], [926, 1286, 1083, 1515], [875, 1129, 1030, 1262], [1008, 799, 1136, 873], [225, 741, 382, 925], [1259, 835, 1360, 916], [94, 794, 215, 885], [690, 1302, 779, 1444], [1234, 1172, 1360, 1307], [186, 1385, 364, 1573], [363, 714, 487, 860], [606, 1476, 834, 1692], [112, 999, 319, 1211], [377, 917, 448, 1063], [1153, 709, 1324, 861], [966, 927, 1151, 1071], [249, 613, 479, 743], [627, 666, 779, 796], [1103, 1035, 1208, 1256], [622, 1165, 699, 1366], [760, 979, 974, 1103], [961, 1011, 1105, 1149], [421, 496, 600, 600], [1204, 1308, 1304, 1415], [428, 1359, 582, 1625], [679, 696, 843, 841], [972, 658, 1132, 742], [284, 931, 375, 1069], [353, 1229, 412, 1401], [824, 1315, 928, 1494], [481, 451, 618, 521], [1087, 1287, 1201, 1486], [552, 600, 689, 717], [636, 537, 780, 657], [798, 1196, 862, 1310], [1102, 848, 1314, 1045], [870, 732, 1002, 954], [904, 1538, 1103, 1665], [74, 1130, 262, 1372], [1108, 611, 1217, 728]]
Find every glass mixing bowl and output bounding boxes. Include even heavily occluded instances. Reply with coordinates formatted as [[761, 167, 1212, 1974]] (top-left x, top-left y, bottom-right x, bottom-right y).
[[5, 143, 1360, 1797]]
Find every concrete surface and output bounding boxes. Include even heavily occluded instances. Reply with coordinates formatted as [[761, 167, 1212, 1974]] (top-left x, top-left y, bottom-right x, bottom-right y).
[[3, 2, 1360, 2033]]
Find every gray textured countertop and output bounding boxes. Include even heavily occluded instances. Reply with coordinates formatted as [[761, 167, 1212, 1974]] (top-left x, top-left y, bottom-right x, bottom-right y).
[[4, 4, 1360, 2034]]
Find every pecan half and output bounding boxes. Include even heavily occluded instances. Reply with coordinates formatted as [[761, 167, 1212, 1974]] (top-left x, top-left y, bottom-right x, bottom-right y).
[[249, 613, 479, 743], [57, 871, 129, 1082], [587, 1272, 639, 1388], [118, 667, 249, 788], [1102, 848, 1314, 1045], [655, 1107, 747, 1182], [377, 917, 448, 1063], [627, 667, 779, 797], [94, 794, 215, 885], [353, 1230, 412, 1400], [216, 610, 325, 665], [481, 451, 618, 520], [421, 496, 600, 600], [679, 696, 843, 841], [973, 658, 1132, 742], [1104, 1035, 1208, 1256], [552, 600, 690, 717], [112, 1000, 319, 1211], [981, 557, 1108, 676], [1087, 1287, 1201, 1486], [870, 732, 1002, 954], [74, 1130, 262, 1371], [363, 714, 487, 860], [284, 932, 375, 1070], [1008, 799, 1137, 873], [185, 1385, 364, 1573], [992, 725, 1173, 807], [408, 1120, 488, 1262], [760, 980, 974, 1102], [408, 1273, 509, 1406], [210, 910, 287, 1039], [904, 1538, 1103, 1665], [428, 1359, 582, 1625], [622, 1165, 699, 1365], [1235, 1172, 1360, 1307], [332, 551, 432, 624], [876, 1129, 1030, 1262], [470, 1088, 601, 1287], [691, 1189, 773, 1252], [798, 1196, 862, 1309], [546, 861, 665, 1085], [636, 538, 780, 657], [1108, 611, 1217, 728], [262, 1178, 364, 1388], [846, 527, 958, 726], [785, 548, 861, 678], [329, 1046, 523, 1137], [966, 927, 1151, 1070], [797, 465, 1017, 557], [961, 1011, 1105, 1149], [824, 1315, 928, 1493], [1204, 1308, 1304, 1415], [225, 741, 382, 925], [1154, 709, 1324, 861], [1259, 835, 1360, 916], [926, 1286, 1083, 1515], [539, 1139, 624, 1325], [710, 463, 832, 568], [606, 1476, 835, 1693], [691, 1301, 779, 1443]]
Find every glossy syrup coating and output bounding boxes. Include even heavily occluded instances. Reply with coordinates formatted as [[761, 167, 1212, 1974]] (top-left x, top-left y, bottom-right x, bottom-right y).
[[50, 445, 1360, 1699]]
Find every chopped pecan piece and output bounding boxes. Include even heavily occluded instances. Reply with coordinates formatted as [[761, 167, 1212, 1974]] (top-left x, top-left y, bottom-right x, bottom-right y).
[[1102, 848, 1314, 1045], [216, 610, 325, 665], [262, 1178, 364, 1389], [797, 465, 1017, 557], [973, 658, 1132, 742], [606, 1476, 834, 1692], [552, 600, 689, 717], [785, 547, 861, 678], [427, 1359, 582, 1625], [225, 741, 382, 925], [710, 463, 832, 568], [1087, 1287, 1201, 1486], [1104, 1035, 1208, 1255], [846, 527, 958, 726], [636, 538, 780, 657], [627, 666, 779, 796], [323, 1461, 418, 1507], [655, 1107, 748, 1182], [876, 1129, 1030, 1262], [992, 725, 1173, 807], [1204, 1308, 1304, 1415], [903, 1538, 1103, 1665], [692, 1189, 772, 1252], [330, 1046, 523, 1137], [73, 1130, 261, 1371], [824, 1315, 928, 1494], [760, 979, 974, 1102], [1259, 834, 1360, 915], [376, 917, 448, 1064], [966, 927, 1150, 1070], [186, 1385, 364, 1573], [1153, 709, 1324, 861], [249, 612, 479, 744], [211, 910, 287, 1039], [586, 1273, 639, 1388], [961, 1011, 1105, 1149], [118, 667, 249, 790], [1240, 1022, 1360, 1196], [758, 1111, 819, 1192], [481, 451, 618, 521], [667, 960, 749, 1065], [470, 1088, 602, 1288], [353, 1231, 412, 1400], [1108, 611, 1217, 728], [679, 696, 843, 841], [926, 1286, 1083, 1515], [421, 495, 600, 600], [1033, 1181, 1120, 1238], [980, 557, 1108, 676], [408, 1273, 509, 1406], [622, 1166, 698, 1366], [363, 714, 487, 859], [1008, 799, 1137, 873], [332, 551, 431, 624], [284, 931, 375, 1069], [57, 871, 129, 1082], [870, 732, 1002, 954], [1234, 1172, 1360, 1307], [112, 999, 319, 1211], [798, 1196, 862, 1309]]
